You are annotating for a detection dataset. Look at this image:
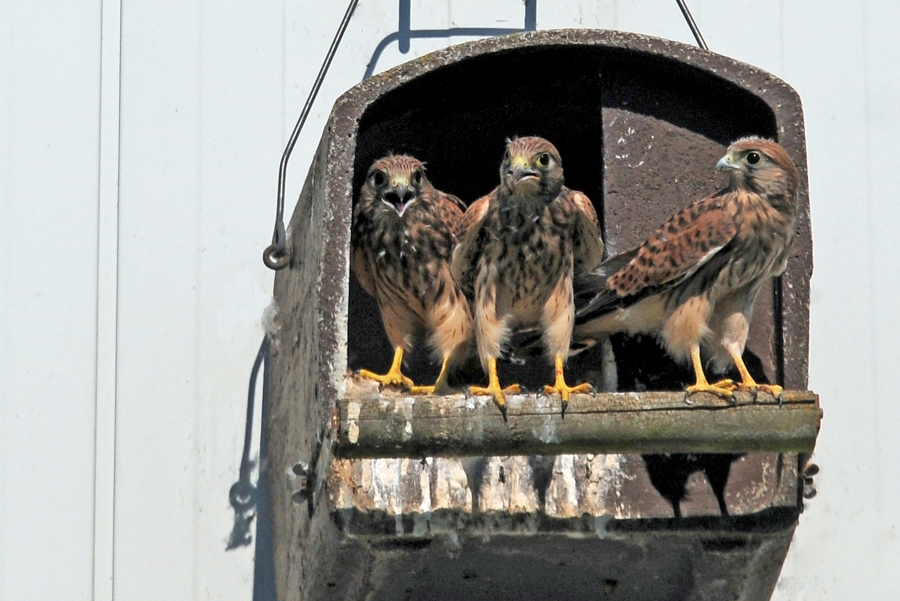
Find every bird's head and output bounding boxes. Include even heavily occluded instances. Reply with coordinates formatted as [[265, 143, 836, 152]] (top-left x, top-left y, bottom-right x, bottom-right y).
[[500, 136, 564, 197], [363, 154, 432, 218], [716, 138, 800, 208]]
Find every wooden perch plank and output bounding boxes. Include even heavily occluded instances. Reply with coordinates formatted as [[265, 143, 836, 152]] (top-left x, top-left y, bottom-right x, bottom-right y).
[[334, 383, 820, 458]]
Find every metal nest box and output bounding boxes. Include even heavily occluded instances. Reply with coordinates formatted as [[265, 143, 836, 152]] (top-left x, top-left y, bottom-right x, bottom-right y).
[[267, 30, 818, 601]]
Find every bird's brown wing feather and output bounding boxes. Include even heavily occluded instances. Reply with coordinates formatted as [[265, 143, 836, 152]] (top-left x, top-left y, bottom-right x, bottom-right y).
[[434, 191, 466, 231], [609, 194, 737, 296], [566, 190, 604, 274], [450, 192, 493, 291], [351, 246, 377, 297], [443, 192, 467, 214]]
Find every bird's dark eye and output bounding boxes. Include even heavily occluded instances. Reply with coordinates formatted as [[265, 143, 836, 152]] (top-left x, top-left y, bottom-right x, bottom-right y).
[[746, 151, 761, 165], [411, 170, 422, 186], [371, 171, 386, 186], [536, 153, 551, 168]]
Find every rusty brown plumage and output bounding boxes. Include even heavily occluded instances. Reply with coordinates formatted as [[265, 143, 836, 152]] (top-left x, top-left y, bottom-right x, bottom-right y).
[[565, 137, 800, 398], [351, 154, 472, 394], [452, 136, 604, 416]]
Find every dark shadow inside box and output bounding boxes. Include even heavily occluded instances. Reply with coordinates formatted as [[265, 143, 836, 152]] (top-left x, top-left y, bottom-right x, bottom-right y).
[[347, 44, 782, 391]]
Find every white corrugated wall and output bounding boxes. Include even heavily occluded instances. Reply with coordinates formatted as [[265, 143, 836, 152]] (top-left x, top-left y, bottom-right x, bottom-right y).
[[1, 1, 896, 599]]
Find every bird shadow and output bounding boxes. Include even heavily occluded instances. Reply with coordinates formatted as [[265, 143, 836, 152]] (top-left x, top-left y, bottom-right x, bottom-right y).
[[609, 333, 770, 519]]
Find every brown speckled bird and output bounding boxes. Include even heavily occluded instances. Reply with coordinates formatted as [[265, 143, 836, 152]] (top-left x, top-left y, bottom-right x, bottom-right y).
[[560, 137, 799, 398], [452, 137, 604, 417], [351, 154, 472, 395]]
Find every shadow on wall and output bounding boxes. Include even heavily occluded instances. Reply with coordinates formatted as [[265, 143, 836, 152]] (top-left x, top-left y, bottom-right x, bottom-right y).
[[362, 0, 537, 80]]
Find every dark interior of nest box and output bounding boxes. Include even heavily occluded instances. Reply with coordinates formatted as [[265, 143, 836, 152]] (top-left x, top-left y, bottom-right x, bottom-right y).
[[347, 44, 783, 393]]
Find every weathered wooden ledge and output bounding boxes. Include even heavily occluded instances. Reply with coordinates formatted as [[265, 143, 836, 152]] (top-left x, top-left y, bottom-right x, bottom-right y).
[[335, 382, 820, 458]]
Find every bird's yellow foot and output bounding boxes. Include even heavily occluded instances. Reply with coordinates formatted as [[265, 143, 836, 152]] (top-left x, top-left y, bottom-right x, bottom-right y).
[[410, 380, 453, 396], [543, 356, 592, 416], [686, 344, 734, 402], [712, 379, 783, 399], [542, 381, 594, 398], [717, 350, 785, 402], [685, 382, 734, 399], [470, 382, 521, 421], [736, 382, 783, 399], [469, 358, 518, 420], [359, 346, 414, 390], [359, 368, 414, 389], [409, 357, 453, 396]]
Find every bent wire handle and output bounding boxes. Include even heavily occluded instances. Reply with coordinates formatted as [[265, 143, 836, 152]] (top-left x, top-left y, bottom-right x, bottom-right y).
[[263, 0, 361, 270]]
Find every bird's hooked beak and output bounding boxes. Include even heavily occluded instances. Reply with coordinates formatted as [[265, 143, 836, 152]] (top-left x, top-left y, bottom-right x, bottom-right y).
[[716, 153, 740, 172], [382, 177, 417, 217], [507, 155, 539, 189]]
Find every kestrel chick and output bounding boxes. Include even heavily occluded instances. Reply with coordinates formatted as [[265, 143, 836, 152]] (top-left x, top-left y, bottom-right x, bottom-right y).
[[452, 137, 604, 417], [352, 154, 472, 395], [564, 137, 799, 399]]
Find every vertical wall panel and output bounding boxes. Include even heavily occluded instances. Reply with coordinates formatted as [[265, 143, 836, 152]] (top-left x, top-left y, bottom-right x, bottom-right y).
[[0, 2, 101, 600], [115, 0, 284, 598], [864, 0, 900, 589], [773, 3, 876, 600], [194, 2, 283, 598], [115, 0, 203, 597], [93, 2, 122, 600]]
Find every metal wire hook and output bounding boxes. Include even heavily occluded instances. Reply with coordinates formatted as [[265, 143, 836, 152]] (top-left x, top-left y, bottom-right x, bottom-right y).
[[263, 0, 361, 270]]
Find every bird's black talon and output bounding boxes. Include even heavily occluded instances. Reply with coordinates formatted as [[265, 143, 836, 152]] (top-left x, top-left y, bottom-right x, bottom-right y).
[[751, 387, 759, 403], [561, 400, 568, 419], [777, 391, 785, 407], [499, 405, 508, 422]]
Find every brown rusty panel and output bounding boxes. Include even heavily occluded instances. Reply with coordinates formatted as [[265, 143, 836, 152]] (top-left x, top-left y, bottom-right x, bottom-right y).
[[601, 112, 735, 253]]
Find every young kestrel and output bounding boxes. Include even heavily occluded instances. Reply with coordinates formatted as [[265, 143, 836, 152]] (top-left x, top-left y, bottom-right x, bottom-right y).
[[561, 138, 800, 398], [351, 154, 473, 395], [452, 136, 604, 417]]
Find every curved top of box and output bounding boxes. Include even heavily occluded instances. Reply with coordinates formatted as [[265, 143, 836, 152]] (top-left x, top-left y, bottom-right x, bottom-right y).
[[331, 29, 806, 193]]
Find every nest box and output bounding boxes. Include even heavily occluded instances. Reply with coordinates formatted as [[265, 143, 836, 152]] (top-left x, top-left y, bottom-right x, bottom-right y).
[[266, 30, 819, 601]]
